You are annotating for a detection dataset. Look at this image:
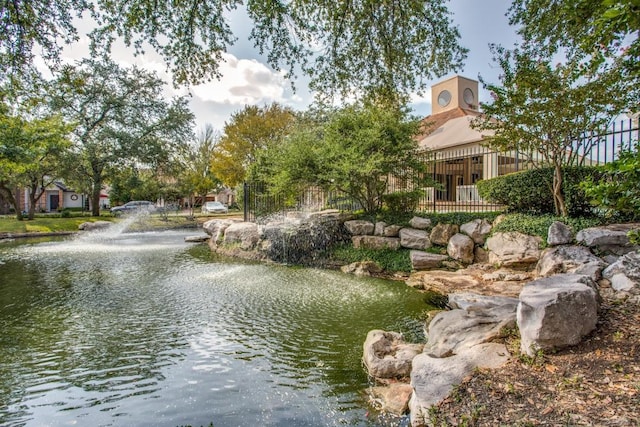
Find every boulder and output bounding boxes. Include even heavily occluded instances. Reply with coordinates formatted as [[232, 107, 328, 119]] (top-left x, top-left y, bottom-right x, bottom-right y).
[[407, 269, 524, 298], [448, 292, 520, 311], [223, 222, 260, 250], [78, 220, 112, 231], [576, 223, 640, 255], [460, 219, 492, 244], [425, 303, 517, 358], [368, 383, 413, 416], [409, 216, 432, 230], [400, 228, 431, 250], [602, 251, 640, 292], [430, 223, 459, 246], [409, 251, 448, 270], [536, 245, 606, 281], [547, 221, 573, 246], [341, 261, 383, 276], [363, 330, 424, 380], [486, 232, 542, 268], [374, 221, 387, 236], [203, 219, 236, 245], [447, 233, 475, 264], [352, 235, 400, 250], [409, 343, 510, 427], [517, 274, 599, 356], [344, 220, 374, 236], [382, 224, 403, 237]]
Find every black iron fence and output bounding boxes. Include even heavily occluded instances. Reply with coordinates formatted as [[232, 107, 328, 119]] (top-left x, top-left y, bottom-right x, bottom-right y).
[[244, 118, 639, 222]]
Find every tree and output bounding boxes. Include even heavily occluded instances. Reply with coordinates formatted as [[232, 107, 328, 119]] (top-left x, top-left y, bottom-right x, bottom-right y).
[[48, 58, 194, 216], [1, 1, 466, 99], [473, 45, 631, 217], [509, 0, 639, 88], [177, 125, 223, 214], [253, 102, 428, 214], [0, 94, 72, 220], [212, 103, 296, 188]]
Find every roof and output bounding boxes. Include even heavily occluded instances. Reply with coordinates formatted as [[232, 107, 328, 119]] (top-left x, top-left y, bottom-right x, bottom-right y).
[[416, 108, 492, 151]]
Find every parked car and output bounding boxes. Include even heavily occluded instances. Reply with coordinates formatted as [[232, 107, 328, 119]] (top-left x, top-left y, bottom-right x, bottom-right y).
[[201, 201, 229, 214], [110, 200, 157, 216]]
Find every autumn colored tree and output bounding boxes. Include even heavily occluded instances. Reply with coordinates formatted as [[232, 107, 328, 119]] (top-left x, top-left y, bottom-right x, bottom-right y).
[[212, 103, 296, 188]]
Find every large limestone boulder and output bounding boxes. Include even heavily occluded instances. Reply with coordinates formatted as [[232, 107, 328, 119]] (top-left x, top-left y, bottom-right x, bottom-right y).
[[602, 251, 640, 292], [341, 261, 383, 277], [374, 221, 387, 236], [223, 222, 260, 250], [368, 383, 414, 416], [447, 233, 475, 264], [344, 220, 374, 236], [486, 232, 542, 268], [576, 223, 640, 255], [517, 274, 599, 356], [547, 221, 573, 246], [536, 245, 606, 280], [352, 235, 400, 250], [400, 228, 431, 250], [460, 219, 492, 244], [409, 343, 510, 426], [409, 251, 448, 270], [424, 301, 517, 358], [203, 219, 237, 245], [430, 223, 459, 246], [409, 216, 432, 230], [363, 330, 423, 380]]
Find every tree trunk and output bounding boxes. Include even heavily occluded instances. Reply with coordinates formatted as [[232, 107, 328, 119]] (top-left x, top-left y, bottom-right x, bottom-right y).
[[91, 180, 102, 217], [553, 165, 568, 217], [0, 184, 23, 220], [27, 180, 46, 220]]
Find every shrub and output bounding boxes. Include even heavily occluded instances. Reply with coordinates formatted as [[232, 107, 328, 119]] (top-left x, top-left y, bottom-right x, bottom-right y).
[[491, 213, 604, 246], [382, 189, 424, 217], [580, 145, 640, 221], [477, 166, 603, 217], [330, 244, 412, 272], [60, 208, 72, 218]]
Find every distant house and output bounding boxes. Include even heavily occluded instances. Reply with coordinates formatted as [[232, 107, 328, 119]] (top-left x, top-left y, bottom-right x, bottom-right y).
[[16, 181, 105, 213], [414, 75, 521, 205]]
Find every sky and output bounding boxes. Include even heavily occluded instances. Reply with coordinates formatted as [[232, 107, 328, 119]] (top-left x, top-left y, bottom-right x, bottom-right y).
[[51, 0, 521, 133]]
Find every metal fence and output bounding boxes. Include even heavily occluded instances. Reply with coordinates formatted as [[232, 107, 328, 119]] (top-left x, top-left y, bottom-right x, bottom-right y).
[[244, 118, 639, 222]]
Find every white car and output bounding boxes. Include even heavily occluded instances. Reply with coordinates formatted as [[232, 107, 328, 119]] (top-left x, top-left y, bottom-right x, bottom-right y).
[[201, 201, 229, 214]]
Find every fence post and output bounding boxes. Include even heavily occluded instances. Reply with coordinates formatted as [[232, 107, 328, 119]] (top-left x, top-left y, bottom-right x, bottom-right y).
[[243, 182, 249, 222]]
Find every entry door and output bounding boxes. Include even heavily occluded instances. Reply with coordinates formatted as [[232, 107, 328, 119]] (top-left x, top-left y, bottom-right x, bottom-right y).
[[50, 194, 60, 211]]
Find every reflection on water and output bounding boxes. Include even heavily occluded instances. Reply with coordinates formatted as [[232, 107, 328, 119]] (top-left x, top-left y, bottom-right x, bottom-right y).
[[0, 229, 427, 427]]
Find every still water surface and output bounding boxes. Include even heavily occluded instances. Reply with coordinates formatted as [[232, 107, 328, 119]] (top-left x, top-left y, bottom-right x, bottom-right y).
[[0, 228, 428, 427]]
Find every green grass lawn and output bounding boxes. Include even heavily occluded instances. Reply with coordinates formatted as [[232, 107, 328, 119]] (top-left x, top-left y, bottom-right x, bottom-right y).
[[0, 216, 116, 234]]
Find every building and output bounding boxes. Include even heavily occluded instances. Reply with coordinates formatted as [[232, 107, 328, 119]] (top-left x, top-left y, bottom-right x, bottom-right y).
[[415, 75, 521, 206]]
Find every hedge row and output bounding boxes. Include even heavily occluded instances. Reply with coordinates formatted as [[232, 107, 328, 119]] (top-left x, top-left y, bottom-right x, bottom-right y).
[[476, 166, 604, 217]]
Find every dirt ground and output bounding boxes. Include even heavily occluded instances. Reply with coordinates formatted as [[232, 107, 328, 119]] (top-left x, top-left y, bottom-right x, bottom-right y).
[[424, 292, 640, 427]]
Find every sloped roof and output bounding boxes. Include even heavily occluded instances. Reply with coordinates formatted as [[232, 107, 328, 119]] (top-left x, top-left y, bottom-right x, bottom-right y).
[[416, 108, 492, 150]]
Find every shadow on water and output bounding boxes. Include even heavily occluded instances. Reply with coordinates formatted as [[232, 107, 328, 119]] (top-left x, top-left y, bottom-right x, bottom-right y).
[[0, 223, 428, 427]]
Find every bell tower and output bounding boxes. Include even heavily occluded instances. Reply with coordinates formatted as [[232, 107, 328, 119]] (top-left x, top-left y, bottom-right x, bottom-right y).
[[431, 76, 479, 114]]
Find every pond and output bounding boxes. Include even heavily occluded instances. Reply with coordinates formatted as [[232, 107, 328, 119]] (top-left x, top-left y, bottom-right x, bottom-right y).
[[0, 228, 429, 427]]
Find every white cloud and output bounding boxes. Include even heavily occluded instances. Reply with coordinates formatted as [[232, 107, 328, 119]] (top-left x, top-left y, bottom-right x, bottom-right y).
[[190, 53, 287, 106]]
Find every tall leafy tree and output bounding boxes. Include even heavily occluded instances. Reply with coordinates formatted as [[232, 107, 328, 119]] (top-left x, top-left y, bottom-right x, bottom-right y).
[[509, 0, 639, 90], [178, 124, 223, 211], [1, 1, 466, 99], [254, 102, 428, 214], [212, 103, 296, 188], [473, 45, 631, 217], [48, 58, 194, 216], [0, 111, 71, 219]]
